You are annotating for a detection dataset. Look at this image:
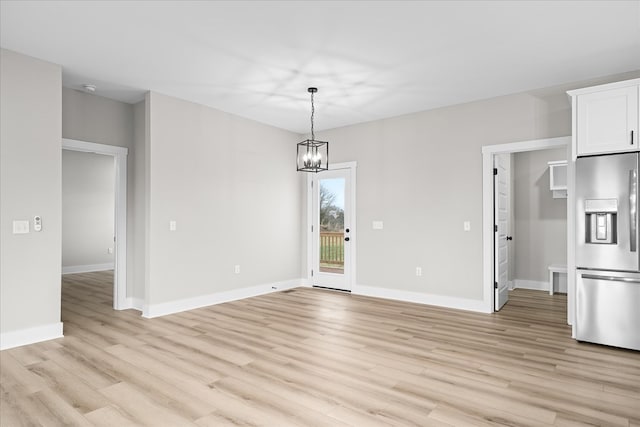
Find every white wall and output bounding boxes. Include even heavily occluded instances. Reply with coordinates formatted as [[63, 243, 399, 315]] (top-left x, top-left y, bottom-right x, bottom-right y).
[[311, 71, 640, 304], [144, 92, 302, 310], [62, 88, 141, 300], [132, 100, 146, 302], [513, 147, 567, 290], [62, 87, 134, 147], [313, 94, 566, 302], [2, 46, 638, 349], [0, 49, 62, 348], [62, 150, 115, 272]]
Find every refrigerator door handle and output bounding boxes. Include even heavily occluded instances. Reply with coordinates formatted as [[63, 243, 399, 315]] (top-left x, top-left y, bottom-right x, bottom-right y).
[[581, 274, 640, 284], [630, 169, 637, 253]]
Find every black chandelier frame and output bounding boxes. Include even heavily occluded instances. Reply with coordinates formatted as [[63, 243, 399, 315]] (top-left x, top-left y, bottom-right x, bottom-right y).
[[297, 87, 329, 173]]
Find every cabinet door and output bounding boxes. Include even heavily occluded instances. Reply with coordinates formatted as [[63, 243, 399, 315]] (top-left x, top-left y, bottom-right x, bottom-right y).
[[576, 86, 638, 156]]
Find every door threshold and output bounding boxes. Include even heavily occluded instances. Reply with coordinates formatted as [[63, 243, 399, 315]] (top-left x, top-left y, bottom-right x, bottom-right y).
[[312, 285, 351, 293]]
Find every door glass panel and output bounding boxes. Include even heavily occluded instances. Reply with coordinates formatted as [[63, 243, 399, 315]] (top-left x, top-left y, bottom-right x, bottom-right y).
[[319, 178, 345, 274]]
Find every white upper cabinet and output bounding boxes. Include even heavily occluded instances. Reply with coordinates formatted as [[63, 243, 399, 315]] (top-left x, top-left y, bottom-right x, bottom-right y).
[[569, 79, 639, 157]]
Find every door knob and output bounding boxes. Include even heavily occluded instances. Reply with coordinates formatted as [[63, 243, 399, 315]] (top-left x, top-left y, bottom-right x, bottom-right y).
[[345, 237, 350, 242], [506, 236, 513, 241]]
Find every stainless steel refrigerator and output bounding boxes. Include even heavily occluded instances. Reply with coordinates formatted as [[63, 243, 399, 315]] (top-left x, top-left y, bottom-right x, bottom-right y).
[[576, 152, 640, 351]]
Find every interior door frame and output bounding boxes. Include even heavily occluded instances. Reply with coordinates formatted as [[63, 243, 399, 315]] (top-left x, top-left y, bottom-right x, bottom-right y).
[[306, 161, 357, 291], [481, 137, 571, 317], [62, 138, 128, 310]]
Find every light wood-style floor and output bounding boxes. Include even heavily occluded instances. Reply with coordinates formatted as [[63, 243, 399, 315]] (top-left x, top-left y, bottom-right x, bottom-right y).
[[1, 271, 639, 426]]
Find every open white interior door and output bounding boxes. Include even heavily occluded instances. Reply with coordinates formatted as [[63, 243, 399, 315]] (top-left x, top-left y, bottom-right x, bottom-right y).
[[494, 153, 510, 311]]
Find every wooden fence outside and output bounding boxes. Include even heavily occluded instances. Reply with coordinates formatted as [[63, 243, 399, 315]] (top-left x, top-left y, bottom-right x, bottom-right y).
[[320, 231, 344, 266]]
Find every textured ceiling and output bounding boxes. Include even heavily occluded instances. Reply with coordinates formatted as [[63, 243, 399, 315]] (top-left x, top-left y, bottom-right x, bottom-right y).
[[1, 1, 639, 133]]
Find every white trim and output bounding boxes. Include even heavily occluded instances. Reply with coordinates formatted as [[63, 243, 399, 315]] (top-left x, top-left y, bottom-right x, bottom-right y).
[[566, 143, 576, 333], [123, 297, 144, 311], [62, 263, 114, 274], [299, 278, 314, 287], [62, 138, 128, 156], [352, 284, 488, 313], [328, 161, 357, 170], [566, 78, 640, 97], [347, 164, 357, 290], [62, 138, 128, 311], [305, 173, 313, 284], [513, 279, 549, 291], [568, 90, 577, 335], [481, 136, 568, 155], [482, 136, 571, 315], [143, 279, 304, 318], [114, 150, 128, 311], [0, 322, 63, 350]]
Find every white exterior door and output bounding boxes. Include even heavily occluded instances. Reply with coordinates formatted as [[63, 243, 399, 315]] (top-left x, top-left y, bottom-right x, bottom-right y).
[[494, 154, 510, 311], [311, 165, 355, 291]]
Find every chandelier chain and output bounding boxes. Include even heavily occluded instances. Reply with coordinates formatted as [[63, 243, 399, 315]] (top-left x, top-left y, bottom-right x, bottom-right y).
[[297, 87, 327, 173], [310, 90, 315, 141]]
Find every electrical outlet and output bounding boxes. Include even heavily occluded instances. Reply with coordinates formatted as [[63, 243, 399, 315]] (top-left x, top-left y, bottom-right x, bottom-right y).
[[234, 265, 240, 274], [169, 220, 177, 231], [416, 267, 422, 276]]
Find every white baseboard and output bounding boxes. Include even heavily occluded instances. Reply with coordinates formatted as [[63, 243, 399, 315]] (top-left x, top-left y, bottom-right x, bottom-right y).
[[299, 278, 314, 288], [143, 279, 303, 318], [514, 279, 549, 291], [514, 277, 567, 293], [123, 297, 144, 311], [352, 284, 489, 313], [62, 263, 114, 274], [0, 322, 64, 351]]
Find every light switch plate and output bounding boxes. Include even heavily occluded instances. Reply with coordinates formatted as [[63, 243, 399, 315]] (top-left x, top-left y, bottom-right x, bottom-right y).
[[464, 221, 471, 231], [372, 221, 384, 230], [169, 220, 177, 231], [13, 220, 29, 234]]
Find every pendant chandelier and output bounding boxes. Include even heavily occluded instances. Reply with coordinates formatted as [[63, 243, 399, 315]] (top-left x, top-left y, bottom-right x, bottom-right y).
[[297, 87, 329, 173]]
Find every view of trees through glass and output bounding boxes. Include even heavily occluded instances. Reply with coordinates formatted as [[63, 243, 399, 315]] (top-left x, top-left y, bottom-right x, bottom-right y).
[[319, 179, 345, 273]]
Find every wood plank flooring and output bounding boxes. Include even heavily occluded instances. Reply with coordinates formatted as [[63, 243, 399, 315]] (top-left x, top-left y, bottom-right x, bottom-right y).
[[1, 271, 639, 426]]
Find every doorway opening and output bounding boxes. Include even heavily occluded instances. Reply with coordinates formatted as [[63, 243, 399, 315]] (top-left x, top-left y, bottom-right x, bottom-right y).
[[307, 162, 357, 292], [482, 137, 572, 319], [62, 138, 128, 310]]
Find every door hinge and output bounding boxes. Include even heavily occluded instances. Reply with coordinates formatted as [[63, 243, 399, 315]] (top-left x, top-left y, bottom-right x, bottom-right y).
[[311, 225, 314, 232], [493, 168, 498, 176], [311, 269, 314, 277], [494, 225, 498, 232], [494, 281, 498, 289]]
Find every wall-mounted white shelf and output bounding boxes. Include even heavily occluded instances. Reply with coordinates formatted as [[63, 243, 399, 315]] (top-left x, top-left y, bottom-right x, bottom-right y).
[[548, 160, 567, 199]]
